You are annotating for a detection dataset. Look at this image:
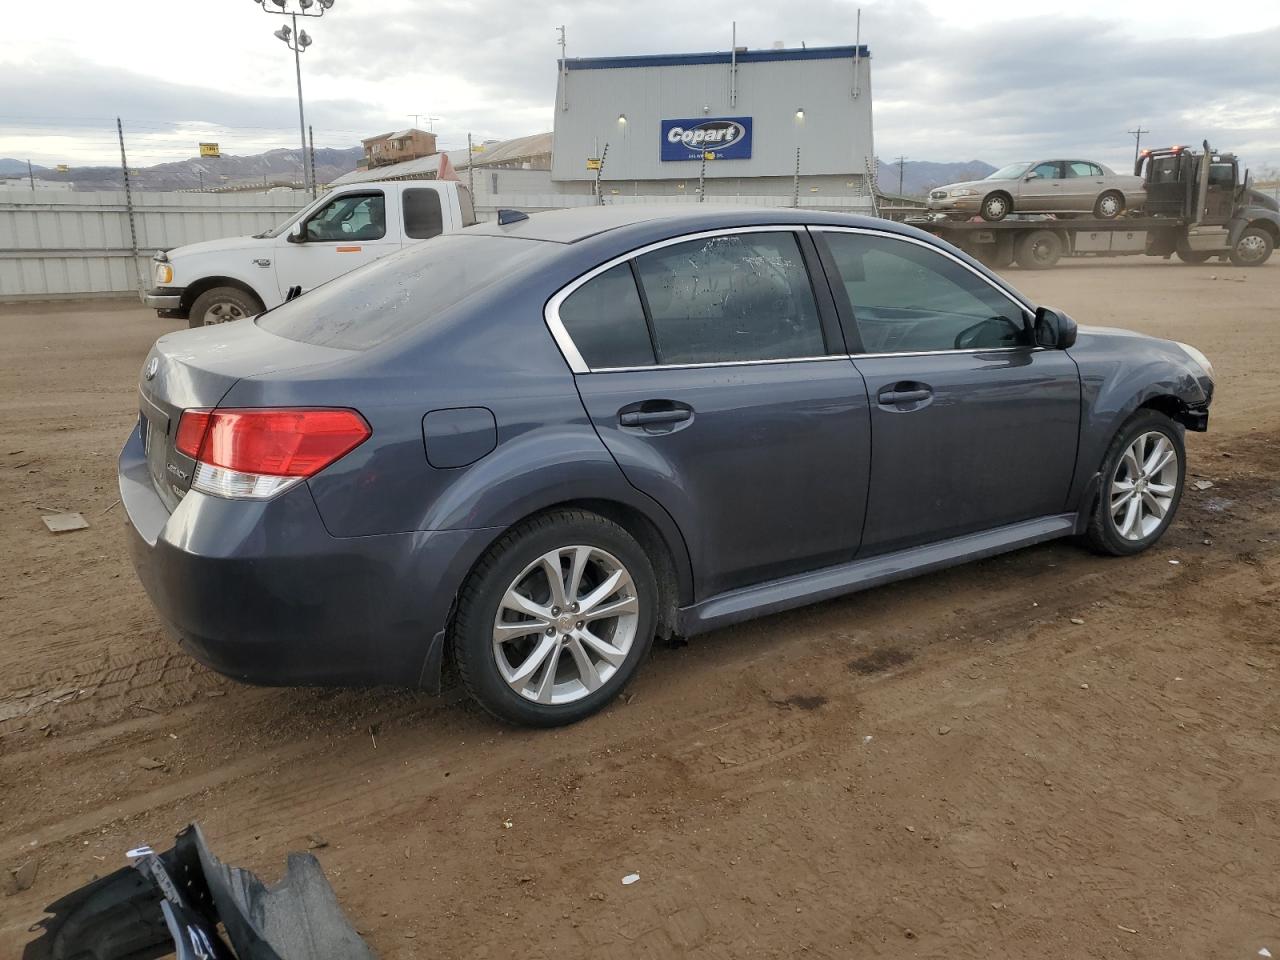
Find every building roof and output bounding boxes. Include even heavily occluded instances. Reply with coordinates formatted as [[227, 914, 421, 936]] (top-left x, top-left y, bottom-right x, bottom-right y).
[[562, 44, 870, 71], [330, 132, 552, 186]]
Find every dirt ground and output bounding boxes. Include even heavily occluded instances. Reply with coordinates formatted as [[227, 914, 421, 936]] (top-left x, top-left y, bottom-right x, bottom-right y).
[[2, 259, 1279, 958]]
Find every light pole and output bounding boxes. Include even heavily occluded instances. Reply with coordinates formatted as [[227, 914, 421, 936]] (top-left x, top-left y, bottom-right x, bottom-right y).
[[253, 0, 335, 194]]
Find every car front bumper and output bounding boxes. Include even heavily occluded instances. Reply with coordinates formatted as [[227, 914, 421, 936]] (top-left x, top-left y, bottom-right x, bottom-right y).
[[926, 196, 982, 214], [118, 423, 495, 689], [144, 286, 185, 311]]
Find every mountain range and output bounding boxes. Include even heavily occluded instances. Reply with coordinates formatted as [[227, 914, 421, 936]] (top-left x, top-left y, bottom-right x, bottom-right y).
[[2, 151, 995, 197]]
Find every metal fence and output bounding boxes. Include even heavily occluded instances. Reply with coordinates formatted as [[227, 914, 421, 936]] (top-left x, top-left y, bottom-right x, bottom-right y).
[[0, 189, 311, 301]]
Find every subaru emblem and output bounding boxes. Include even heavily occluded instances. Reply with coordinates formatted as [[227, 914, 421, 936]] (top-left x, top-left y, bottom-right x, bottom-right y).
[[144, 357, 159, 380]]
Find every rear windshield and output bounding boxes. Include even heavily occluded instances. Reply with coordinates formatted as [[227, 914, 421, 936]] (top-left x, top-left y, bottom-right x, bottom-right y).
[[257, 233, 547, 350]]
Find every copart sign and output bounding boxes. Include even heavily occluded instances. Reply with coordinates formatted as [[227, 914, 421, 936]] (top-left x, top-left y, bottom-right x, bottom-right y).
[[660, 117, 753, 161]]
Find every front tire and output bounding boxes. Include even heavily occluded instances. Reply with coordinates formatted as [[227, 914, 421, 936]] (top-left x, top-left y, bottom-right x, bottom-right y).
[[1084, 411, 1185, 556], [452, 510, 658, 727], [980, 193, 1011, 222], [1093, 191, 1124, 219], [187, 286, 264, 328], [1229, 226, 1273, 267]]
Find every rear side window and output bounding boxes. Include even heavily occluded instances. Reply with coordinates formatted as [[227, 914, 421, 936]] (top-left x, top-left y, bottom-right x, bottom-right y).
[[257, 234, 547, 350], [1068, 161, 1100, 178], [632, 232, 825, 364], [558, 264, 655, 368], [403, 189, 444, 240]]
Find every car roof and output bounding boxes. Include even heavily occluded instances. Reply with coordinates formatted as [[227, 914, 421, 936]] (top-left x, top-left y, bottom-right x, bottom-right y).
[[468, 203, 900, 244]]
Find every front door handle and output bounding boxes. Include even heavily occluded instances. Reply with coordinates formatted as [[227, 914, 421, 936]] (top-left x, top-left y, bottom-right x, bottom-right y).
[[619, 407, 692, 427], [878, 387, 932, 406]]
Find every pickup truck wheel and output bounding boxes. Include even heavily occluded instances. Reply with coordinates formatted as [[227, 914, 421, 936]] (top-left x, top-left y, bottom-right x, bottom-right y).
[[1229, 227, 1273, 267], [1093, 191, 1124, 219], [188, 286, 264, 328], [1015, 229, 1063, 269], [979, 193, 1011, 222]]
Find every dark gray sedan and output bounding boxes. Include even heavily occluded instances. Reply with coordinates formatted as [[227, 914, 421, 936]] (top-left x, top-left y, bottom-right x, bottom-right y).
[[120, 206, 1214, 726]]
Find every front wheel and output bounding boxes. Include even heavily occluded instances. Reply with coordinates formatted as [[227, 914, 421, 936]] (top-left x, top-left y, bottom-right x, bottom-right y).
[[1083, 411, 1185, 556], [452, 510, 658, 727], [1229, 226, 1273, 267], [980, 193, 1011, 222], [187, 286, 264, 328]]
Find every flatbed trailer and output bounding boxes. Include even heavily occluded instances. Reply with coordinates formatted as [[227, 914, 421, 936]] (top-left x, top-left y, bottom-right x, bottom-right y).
[[907, 142, 1279, 270]]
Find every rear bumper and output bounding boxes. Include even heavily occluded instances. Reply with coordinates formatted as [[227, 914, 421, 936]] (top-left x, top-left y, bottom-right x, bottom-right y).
[[145, 287, 185, 312], [119, 425, 495, 689]]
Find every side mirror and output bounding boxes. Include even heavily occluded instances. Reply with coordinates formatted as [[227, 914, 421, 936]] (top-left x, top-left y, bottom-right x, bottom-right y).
[[288, 221, 306, 243], [1024, 172, 1040, 181], [1034, 306, 1077, 349]]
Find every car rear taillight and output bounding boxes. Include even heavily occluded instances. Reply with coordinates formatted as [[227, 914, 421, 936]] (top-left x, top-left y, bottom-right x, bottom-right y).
[[174, 408, 371, 499]]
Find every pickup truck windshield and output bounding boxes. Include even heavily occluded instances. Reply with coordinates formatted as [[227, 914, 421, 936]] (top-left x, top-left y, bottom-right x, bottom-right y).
[[256, 233, 548, 350]]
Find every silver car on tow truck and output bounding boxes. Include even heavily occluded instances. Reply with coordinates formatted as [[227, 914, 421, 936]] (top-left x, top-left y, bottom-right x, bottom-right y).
[[928, 160, 1146, 222]]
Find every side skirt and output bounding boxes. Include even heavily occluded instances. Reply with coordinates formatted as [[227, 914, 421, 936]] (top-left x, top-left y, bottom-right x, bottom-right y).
[[678, 514, 1077, 636]]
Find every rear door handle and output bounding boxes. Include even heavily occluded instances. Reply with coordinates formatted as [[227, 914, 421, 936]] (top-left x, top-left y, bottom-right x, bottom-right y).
[[878, 388, 932, 405], [619, 407, 692, 427]]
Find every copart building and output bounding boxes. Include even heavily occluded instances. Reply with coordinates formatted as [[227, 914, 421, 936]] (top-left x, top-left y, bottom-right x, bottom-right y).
[[551, 43, 875, 206]]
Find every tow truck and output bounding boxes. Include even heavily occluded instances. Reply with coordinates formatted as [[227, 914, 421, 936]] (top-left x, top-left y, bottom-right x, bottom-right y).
[[908, 142, 1278, 269]]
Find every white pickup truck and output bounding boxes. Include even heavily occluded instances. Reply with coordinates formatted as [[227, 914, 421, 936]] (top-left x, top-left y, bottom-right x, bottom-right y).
[[145, 179, 478, 326]]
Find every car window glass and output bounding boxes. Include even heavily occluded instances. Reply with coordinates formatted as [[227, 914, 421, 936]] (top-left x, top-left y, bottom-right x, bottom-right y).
[[823, 232, 1028, 353], [1208, 163, 1234, 187], [305, 193, 385, 242], [1068, 161, 1095, 178], [1031, 162, 1060, 180], [403, 189, 444, 240], [632, 232, 825, 365], [1089, 163, 1104, 177], [457, 185, 478, 226], [559, 264, 656, 369]]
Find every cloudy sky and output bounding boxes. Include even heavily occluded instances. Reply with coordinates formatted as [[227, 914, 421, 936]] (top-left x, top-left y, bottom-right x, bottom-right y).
[[2, 0, 1278, 173]]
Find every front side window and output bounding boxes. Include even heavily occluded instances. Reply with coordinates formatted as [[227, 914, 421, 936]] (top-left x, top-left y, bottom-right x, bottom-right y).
[[823, 232, 1029, 353], [403, 188, 444, 240], [631, 232, 825, 365], [558, 263, 655, 369], [1030, 161, 1062, 180], [305, 192, 386, 242]]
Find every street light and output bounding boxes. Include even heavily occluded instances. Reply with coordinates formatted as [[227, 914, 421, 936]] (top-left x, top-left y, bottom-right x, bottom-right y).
[[253, 0, 335, 195]]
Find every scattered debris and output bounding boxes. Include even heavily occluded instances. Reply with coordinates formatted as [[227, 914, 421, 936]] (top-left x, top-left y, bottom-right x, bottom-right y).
[[369, 723, 380, 749], [588, 891, 606, 902], [517, 875, 533, 884], [502, 818, 513, 829], [1169, 559, 1181, 565], [1080, 683, 1090, 690], [862, 735, 873, 744], [1069, 617, 1085, 625], [100, 498, 121, 515], [1259, 948, 1271, 958], [1118, 924, 1138, 934], [13, 859, 38, 891], [307, 835, 328, 850], [621, 873, 640, 885], [904, 825, 916, 833], [1192, 479, 1215, 491], [42, 512, 89, 533], [136, 757, 165, 770], [937, 725, 952, 736]]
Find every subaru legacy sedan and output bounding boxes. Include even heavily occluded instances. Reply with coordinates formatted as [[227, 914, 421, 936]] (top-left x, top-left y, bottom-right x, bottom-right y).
[[927, 160, 1146, 221], [120, 206, 1213, 726]]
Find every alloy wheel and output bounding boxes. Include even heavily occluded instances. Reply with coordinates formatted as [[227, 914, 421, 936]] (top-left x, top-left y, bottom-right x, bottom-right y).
[[492, 545, 640, 705], [202, 301, 247, 325], [1097, 194, 1121, 217], [1109, 431, 1179, 541]]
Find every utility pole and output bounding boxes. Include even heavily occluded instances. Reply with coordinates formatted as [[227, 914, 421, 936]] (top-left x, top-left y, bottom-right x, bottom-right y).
[[117, 118, 144, 302], [698, 151, 708, 202], [308, 124, 317, 197], [557, 25, 568, 111], [1128, 125, 1150, 165], [793, 147, 801, 208], [467, 132, 475, 201], [27, 159, 35, 190], [595, 143, 608, 205], [256, 0, 336, 195], [895, 154, 906, 196]]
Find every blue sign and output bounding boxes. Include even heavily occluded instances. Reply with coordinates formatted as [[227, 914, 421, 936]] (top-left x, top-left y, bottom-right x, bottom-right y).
[[660, 117, 752, 161]]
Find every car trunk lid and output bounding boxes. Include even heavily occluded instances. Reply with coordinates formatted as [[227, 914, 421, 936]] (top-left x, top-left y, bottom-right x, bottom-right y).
[[137, 320, 355, 510]]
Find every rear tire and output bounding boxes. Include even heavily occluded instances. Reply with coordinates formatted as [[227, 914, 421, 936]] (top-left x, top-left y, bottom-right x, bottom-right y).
[[1093, 191, 1124, 219], [979, 193, 1011, 222], [1229, 226, 1273, 267], [1176, 249, 1213, 264], [1083, 410, 1185, 557], [1015, 229, 1063, 269], [187, 286, 264, 328], [452, 510, 658, 727]]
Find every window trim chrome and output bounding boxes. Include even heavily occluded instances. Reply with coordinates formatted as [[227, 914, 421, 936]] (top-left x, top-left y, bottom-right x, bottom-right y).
[[542, 223, 1042, 374], [543, 225, 842, 374]]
